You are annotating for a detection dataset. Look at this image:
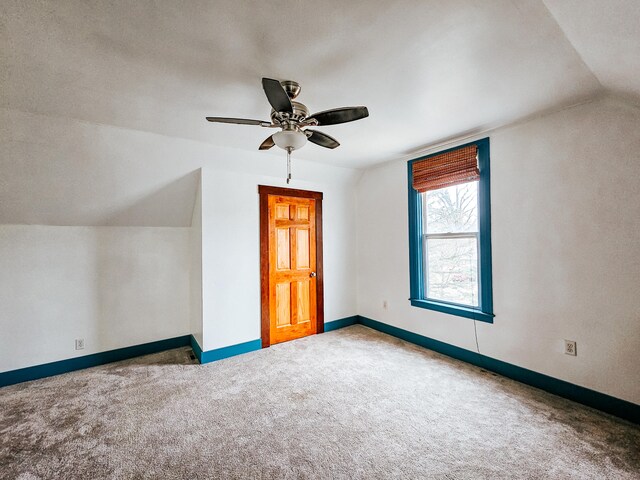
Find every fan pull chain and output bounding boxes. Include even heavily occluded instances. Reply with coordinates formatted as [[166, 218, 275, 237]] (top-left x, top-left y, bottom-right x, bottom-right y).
[[286, 147, 292, 184]]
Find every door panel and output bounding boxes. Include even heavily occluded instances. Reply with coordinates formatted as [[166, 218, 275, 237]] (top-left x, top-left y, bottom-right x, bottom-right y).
[[268, 195, 317, 344], [276, 228, 290, 270], [296, 280, 311, 323], [296, 229, 310, 269], [275, 204, 290, 220], [275, 282, 291, 327], [297, 206, 309, 220]]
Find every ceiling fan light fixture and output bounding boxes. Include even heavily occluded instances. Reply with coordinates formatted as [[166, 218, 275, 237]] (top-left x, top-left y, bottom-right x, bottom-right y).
[[272, 129, 307, 151], [205, 77, 370, 183]]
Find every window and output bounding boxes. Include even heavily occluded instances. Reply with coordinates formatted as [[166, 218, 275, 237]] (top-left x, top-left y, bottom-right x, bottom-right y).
[[407, 138, 494, 322]]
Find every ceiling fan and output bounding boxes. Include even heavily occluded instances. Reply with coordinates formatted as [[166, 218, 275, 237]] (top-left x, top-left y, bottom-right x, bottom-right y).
[[206, 78, 369, 183]]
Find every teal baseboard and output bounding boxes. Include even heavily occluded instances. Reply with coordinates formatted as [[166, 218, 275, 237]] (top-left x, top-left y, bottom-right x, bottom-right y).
[[191, 316, 360, 364], [1, 317, 354, 386], [190, 335, 203, 362], [324, 316, 359, 332], [356, 316, 639, 424], [192, 336, 262, 364], [4, 316, 636, 424], [0, 335, 191, 388]]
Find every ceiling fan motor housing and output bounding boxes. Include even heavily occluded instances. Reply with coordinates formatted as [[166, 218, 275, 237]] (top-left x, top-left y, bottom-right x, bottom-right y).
[[271, 100, 309, 124]]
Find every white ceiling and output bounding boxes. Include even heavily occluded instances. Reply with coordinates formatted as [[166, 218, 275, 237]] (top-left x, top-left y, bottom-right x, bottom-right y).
[[543, 0, 640, 103], [1, 1, 639, 226], [4, 0, 636, 170]]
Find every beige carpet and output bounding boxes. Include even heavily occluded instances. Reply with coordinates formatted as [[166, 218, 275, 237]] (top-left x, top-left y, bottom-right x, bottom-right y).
[[1, 325, 639, 479]]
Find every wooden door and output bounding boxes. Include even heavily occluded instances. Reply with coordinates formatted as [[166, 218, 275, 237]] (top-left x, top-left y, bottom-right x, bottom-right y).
[[259, 186, 324, 347]]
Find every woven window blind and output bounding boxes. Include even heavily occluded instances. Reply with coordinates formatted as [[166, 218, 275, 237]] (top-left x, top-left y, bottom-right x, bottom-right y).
[[412, 144, 479, 192]]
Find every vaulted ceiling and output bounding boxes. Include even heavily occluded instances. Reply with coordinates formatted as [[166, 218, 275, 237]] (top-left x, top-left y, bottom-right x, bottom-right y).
[[2, 0, 637, 170], [1, 1, 639, 227], [543, 0, 640, 102]]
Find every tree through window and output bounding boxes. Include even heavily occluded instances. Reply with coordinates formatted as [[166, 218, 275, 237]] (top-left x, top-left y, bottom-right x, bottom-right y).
[[407, 138, 494, 322], [423, 182, 479, 306]]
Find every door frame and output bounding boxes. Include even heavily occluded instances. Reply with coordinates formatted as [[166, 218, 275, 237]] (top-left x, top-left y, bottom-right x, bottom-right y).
[[259, 185, 324, 348]]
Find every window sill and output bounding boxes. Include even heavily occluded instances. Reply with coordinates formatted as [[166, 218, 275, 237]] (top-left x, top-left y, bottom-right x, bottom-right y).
[[410, 299, 494, 323]]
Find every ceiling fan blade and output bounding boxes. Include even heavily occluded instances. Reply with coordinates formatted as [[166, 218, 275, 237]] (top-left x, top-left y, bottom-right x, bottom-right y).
[[206, 117, 271, 127], [308, 106, 369, 126], [306, 129, 340, 149], [262, 78, 293, 113], [259, 135, 275, 150]]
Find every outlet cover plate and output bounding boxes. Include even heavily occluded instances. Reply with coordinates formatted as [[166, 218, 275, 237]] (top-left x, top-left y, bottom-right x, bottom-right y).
[[75, 339, 85, 350], [564, 340, 576, 356]]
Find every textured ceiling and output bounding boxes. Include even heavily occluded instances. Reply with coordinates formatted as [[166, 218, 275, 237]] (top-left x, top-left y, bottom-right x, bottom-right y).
[[544, 0, 640, 103], [1, 0, 619, 169], [1, 0, 639, 226]]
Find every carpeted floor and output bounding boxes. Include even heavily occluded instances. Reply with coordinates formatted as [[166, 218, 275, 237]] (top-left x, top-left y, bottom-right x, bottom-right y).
[[1, 325, 639, 479]]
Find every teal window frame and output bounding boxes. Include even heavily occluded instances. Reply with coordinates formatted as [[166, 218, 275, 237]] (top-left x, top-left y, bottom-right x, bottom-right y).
[[407, 137, 494, 323]]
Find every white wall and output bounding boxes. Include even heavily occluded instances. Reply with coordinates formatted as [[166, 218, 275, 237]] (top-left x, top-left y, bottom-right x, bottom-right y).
[[3, 95, 638, 406], [200, 161, 360, 351], [356, 96, 640, 404], [189, 173, 203, 348], [0, 225, 190, 372], [1, 106, 361, 365]]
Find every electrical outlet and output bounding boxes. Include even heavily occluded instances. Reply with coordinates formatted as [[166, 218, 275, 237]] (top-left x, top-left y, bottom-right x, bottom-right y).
[[564, 340, 576, 356], [75, 338, 85, 350], [383, 300, 388, 310]]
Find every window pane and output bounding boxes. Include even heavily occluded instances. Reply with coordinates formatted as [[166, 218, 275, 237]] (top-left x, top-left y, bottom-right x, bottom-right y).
[[425, 237, 478, 306], [424, 182, 478, 234]]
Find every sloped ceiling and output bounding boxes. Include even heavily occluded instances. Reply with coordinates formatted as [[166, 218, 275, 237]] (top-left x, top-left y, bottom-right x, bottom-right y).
[[1, 1, 638, 226], [1, 0, 608, 169], [544, 0, 640, 102]]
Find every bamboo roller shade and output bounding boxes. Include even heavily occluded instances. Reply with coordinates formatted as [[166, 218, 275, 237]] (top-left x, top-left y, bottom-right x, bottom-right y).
[[412, 144, 479, 192]]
